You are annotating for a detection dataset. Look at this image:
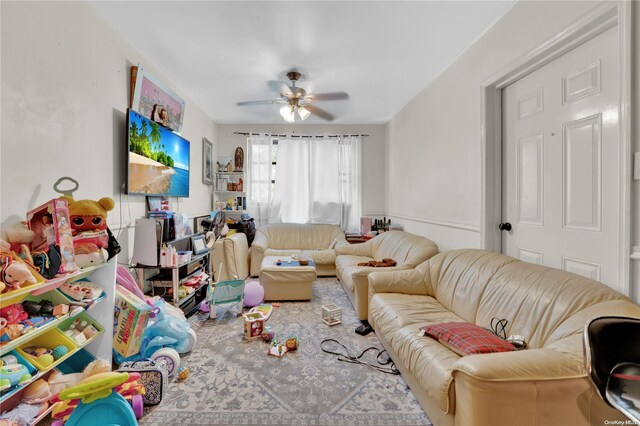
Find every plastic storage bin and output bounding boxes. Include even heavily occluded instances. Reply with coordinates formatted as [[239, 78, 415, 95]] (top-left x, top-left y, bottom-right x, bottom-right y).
[[16, 328, 77, 371], [55, 349, 96, 375], [57, 312, 104, 347]]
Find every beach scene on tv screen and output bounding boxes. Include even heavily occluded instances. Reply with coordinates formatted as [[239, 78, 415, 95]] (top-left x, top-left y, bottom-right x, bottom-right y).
[[128, 110, 189, 196]]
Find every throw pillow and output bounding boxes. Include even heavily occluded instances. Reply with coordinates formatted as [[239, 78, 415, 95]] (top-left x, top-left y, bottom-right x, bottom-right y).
[[421, 322, 516, 356]]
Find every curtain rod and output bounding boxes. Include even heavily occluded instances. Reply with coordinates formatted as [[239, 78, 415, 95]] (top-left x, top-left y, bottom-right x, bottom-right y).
[[233, 132, 369, 138]]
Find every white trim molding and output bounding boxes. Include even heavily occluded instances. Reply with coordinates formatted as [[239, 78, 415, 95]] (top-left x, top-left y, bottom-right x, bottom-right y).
[[386, 213, 481, 233], [480, 2, 634, 296]]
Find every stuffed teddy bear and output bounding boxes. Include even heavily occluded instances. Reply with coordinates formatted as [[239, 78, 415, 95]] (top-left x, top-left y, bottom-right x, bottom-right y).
[[59, 195, 114, 251], [1, 222, 35, 252]]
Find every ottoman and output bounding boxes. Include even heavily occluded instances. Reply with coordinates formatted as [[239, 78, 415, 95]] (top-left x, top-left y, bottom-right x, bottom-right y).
[[259, 256, 317, 301]]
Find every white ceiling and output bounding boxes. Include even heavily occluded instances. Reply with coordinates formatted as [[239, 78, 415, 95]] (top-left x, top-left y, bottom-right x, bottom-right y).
[[91, 1, 515, 124]]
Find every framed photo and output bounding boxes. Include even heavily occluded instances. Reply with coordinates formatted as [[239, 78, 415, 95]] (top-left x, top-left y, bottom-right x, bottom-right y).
[[191, 234, 209, 255], [131, 65, 185, 133], [193, 214, 210, 233], [203, 138, 213, 185]]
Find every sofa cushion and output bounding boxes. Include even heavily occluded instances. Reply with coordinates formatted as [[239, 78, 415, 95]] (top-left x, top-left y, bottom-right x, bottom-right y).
[[260, 223, 345, 250], [422, 322, 516, 356], [370, 293, 464, 413], [264, 248, 303, 258], [336, 255, 372, 290], [369, 293, 465, 348]]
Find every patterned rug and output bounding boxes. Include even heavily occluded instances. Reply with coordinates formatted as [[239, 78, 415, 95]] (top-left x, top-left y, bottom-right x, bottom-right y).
[[141, 278, 431, 426]]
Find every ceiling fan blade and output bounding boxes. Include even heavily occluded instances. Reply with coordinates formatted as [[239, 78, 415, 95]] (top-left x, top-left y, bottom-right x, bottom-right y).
[[306, 92, 349, 102], [267, 80, 293, 97], [306, 105, 334, 121], [237, 99, 286, 106]]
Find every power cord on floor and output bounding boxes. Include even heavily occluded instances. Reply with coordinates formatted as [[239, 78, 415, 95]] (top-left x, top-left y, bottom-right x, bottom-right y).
[[320, 339, 399, 375]]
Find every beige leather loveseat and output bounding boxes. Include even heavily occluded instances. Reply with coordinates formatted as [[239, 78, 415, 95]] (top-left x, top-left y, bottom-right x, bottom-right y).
[[368, 249, 640, 426], [250, 223, 347, 277], [335, 231, 438, 320]]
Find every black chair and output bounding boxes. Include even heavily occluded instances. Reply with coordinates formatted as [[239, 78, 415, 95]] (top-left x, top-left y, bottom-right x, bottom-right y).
[[583, 316, 640, 423]]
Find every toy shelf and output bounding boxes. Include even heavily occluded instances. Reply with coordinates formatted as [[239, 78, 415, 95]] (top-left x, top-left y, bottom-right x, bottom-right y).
[[0, 347, 96, 410], [1, 314, 69, 356], [0, 257, 116, 418], [0, 294, 105, 356], [1, 343, 78, 405], [31, 264, 105, 295], [1, 268, 108, 355], [30, 405, 54, 425], [0, 326, 106, 405], [0, 264, 105, 308]]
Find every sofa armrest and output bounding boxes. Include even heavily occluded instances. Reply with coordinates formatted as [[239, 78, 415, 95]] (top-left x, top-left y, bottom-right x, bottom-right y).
[[451, 349, 617, 425], [350, 266, 406, 320], [368, 268, 429, 297], [335, 239, 373, 257], [250, 231, 268, 276], [332, 233, 349, 250], [452, 348, 585, 382]]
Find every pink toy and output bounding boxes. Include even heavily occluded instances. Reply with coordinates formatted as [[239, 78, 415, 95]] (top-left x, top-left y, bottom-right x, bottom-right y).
[[0, 304, 29, 324], [243, 281, 264, 308], [26, 198, 77, 274], [116, 265, 154, 309]]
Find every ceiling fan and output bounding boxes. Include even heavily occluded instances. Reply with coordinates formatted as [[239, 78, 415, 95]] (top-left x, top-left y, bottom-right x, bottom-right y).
[[237, 71, 349, 122]]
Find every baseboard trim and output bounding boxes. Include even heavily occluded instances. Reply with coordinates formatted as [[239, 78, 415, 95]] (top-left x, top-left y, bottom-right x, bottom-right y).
[[386, 213, 481, 233]]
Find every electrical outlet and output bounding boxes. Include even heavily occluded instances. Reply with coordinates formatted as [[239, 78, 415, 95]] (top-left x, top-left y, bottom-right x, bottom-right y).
[[635, 152, 640, 181]]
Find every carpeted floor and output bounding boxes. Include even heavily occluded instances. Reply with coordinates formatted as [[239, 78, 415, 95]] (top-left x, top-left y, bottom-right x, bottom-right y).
[[141, 278, 431, 426]]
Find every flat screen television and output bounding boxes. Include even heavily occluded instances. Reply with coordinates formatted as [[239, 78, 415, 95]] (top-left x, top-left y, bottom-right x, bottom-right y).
[[127, 109, 190, 197]]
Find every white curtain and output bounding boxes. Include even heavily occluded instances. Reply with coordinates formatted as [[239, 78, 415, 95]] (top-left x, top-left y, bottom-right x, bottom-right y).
[[246, 134, 274, 227], [269, 135, 361, 232]]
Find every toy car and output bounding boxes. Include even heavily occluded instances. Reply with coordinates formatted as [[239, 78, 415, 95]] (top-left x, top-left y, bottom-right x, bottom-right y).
[[113, 299, 196, 377], [0, 364, 32, 391]]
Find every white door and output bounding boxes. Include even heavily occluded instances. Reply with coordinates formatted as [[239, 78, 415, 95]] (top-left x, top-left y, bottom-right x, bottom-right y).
[[502, 26, 620, 290]]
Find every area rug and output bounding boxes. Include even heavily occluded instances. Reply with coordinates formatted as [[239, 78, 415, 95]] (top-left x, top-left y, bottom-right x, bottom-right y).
[[141, 278, 431, 426]]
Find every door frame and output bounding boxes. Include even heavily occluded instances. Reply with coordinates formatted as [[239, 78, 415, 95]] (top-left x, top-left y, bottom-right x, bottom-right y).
[[480, 2, 634, 295]]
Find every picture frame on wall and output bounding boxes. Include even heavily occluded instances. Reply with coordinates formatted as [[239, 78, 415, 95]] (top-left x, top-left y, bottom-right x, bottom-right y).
[[131, 64, 186, 133], [203, 138, 213, 185]]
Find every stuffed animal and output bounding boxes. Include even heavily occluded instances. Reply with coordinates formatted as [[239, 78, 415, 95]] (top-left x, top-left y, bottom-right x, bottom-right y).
[[0, 304, 29, 324], [59, 196, 114, 255], [1, 260, 37, 291], [73, 242, 107, 269], [1, 222, 35, 252], [60, 196, 113, 236]]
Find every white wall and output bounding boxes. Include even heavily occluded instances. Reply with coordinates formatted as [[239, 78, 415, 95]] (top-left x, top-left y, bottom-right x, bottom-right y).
[[386, 0, 638, 299], [216, 123, 386, 217], [0, 1, 217, 262], [633, 2, 640, 302]]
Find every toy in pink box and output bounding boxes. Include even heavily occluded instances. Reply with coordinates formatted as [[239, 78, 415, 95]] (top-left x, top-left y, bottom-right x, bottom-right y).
[[113, 286, 151, 358], [26, 198, 77, 274]]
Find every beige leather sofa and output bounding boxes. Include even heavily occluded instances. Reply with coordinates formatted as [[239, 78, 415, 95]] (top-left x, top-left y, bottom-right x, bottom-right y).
[[211, 232, 250, 281], [368, 249, 640, 426], [250, 223, 347, 277], [334, 231, 439, 320]]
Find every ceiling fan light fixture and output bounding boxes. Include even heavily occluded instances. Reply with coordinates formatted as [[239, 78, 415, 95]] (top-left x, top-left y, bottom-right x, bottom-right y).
[[281, 105, 295, 123], [298, 105, 310, 120]]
